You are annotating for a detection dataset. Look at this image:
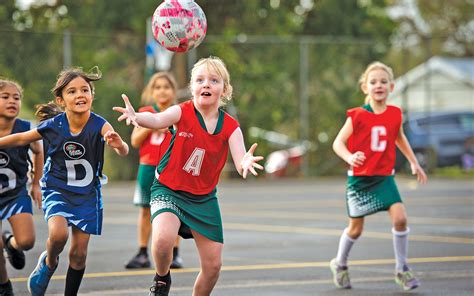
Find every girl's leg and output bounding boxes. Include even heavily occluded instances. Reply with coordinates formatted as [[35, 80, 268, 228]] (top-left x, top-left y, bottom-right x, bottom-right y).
[[171, 237, 183, 268], [330, 217, 364, 289], [191, 231, 223, 296], [28, 216, 68, 295], [139, 207, 152, 249], [8, 213, 35, 252], [389, 203, 419, 290], [336, 217, 364, 266], [46, 216, 69, 268], [64, 226, 90, 296], [151, 212, 180, 276], [388, 203, 409, 271], [3, 213, 35, 270], [126, 207, 152, 269], [149, 212, 180, 295], [0, 222, 8, 283]]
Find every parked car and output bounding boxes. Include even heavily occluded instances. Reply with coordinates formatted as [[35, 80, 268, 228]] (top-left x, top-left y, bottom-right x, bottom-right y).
[[396, 111, 474, 172]]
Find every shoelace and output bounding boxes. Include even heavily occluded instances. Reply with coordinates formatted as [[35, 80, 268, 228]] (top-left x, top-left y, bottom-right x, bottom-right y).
[[149, 281, 168, 294]]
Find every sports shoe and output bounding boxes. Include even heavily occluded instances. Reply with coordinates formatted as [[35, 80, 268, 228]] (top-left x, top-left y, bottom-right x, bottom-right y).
[[27, 251, 57, 296], [170, 254, 183, 269], [125, 252, 151, 269], [0, 280, 14, 296], [149, 278, 171, 296], [329, 258, 351, 289], [2, 231, 25, 270], [395, 267, 420, 291]]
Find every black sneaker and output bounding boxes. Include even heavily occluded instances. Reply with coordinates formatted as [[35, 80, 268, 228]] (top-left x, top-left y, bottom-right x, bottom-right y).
[[0, 280, 14, 296], [149, 279, 171, 296], [2, 231, 25, 270], [125, 253, 150, 269], [170, 254, 183, 269]]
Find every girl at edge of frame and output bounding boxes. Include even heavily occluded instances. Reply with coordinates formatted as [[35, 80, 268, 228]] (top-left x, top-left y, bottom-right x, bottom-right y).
[[330, 61, 427, 291], [0, 67, 129, 296], [0, 77, 43, 296], [113, 56, 264, 296], [125, 72, 183, 270]]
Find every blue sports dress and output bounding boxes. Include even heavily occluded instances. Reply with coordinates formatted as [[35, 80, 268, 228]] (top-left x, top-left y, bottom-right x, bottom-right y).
[[37, 112, 106, 235]]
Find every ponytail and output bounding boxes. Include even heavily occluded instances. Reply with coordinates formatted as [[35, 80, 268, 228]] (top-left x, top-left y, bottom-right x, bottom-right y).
[[35, 101, 63, 122]]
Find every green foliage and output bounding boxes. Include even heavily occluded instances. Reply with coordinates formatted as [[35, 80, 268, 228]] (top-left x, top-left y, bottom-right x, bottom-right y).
[[7, 0, 457, 179]]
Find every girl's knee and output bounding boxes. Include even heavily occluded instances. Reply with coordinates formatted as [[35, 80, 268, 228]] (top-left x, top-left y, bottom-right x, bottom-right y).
[[69, 248, 88, 266], [153, 239, 174, 258], [49, 232, 68, 247], [393, 217, 408, 231], [347, 225, 363, 239], [203, 259, 222, 277], [16, 236, 35, 251]]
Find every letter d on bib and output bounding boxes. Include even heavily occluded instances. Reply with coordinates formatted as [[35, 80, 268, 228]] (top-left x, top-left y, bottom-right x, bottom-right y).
[[65, 159, 94, 187]]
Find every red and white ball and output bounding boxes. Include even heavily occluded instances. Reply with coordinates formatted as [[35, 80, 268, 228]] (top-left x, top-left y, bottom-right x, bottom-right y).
[[152, 0, 207, 53]]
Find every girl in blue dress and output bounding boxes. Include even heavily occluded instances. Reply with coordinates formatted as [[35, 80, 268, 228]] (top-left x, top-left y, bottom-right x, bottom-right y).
[[0, 68, 129, 296], [0, 78, 43, 296]]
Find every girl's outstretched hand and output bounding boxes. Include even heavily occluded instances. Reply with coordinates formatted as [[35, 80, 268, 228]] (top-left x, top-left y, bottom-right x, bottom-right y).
[[113, 94, 139, 127], [410, 162, 428, 184], [241, 143, 264, 179], [103, 130, 123, 148]]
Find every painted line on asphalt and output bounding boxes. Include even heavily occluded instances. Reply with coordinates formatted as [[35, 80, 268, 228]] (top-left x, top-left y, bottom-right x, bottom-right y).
[[223, 210, 473, 226], [11, 255, 474, 283], [224, 222, 474, 244]]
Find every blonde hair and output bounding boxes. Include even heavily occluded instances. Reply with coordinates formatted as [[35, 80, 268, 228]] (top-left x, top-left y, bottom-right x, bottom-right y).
[[359, 61, 394, 104], [0, 77, 23, 98], [140, 72, 177, 105], [190, 56, 233, 106]]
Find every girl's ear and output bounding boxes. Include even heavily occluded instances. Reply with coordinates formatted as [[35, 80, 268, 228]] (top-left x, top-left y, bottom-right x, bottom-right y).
[[360, 83, 368, 95], [389, 82, 395, 92], [55, 96, 65, 107]]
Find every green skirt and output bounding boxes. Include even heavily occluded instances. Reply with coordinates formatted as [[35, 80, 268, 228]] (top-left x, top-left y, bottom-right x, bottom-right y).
[[346, 175, 402, 218], [133, 164, 156, 207], [150, 180, 223, 243]]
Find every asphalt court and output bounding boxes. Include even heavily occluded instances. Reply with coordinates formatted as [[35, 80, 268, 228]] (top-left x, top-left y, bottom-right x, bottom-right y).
[[5, 177, 474, 295]]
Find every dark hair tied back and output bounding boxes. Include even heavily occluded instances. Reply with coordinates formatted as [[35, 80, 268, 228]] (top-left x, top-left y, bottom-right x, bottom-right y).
[[35, 101, 63, 122], [52, 66, 102, 98]]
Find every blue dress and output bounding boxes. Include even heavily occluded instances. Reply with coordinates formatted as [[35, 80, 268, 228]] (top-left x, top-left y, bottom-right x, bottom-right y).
[[0, 119, 33, 219], [37, 112, 106, 234]]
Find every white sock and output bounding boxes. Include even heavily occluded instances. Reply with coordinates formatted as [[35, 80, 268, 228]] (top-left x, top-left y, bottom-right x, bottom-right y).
[[335, 228, 356, 267], [392, 227, 410, 272]]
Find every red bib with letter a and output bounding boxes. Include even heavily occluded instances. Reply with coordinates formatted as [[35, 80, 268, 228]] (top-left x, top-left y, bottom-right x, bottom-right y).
[[158, 100, 239, 195]]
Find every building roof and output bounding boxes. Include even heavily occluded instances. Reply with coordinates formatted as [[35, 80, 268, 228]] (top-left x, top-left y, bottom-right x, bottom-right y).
[[392, 56, 474, 96]]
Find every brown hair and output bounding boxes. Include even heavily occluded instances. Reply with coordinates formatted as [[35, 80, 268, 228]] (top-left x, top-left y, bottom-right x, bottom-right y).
[[0, 77, 23, 98], [140, 72, 177, 105], [359, 61, 394, 104], [190, 56, 233, 106], [35, 101, 63, 122], [52, 66, 102, 98], [36, 67, 101, 121]]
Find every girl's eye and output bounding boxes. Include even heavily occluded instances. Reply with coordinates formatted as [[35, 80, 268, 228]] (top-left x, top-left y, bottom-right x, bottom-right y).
[[211, 79, 218, 84], [196, 79, 203, 83]]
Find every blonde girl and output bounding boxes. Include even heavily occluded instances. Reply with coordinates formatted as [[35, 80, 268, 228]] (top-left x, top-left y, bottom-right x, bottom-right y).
[[330, 61, 427, 291], [125, 72, 183, 270], [114, 56, 264, 296]]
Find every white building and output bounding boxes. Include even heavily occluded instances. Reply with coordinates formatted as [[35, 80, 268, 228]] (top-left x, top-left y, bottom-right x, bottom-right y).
[[390, 56, 474, 113]]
